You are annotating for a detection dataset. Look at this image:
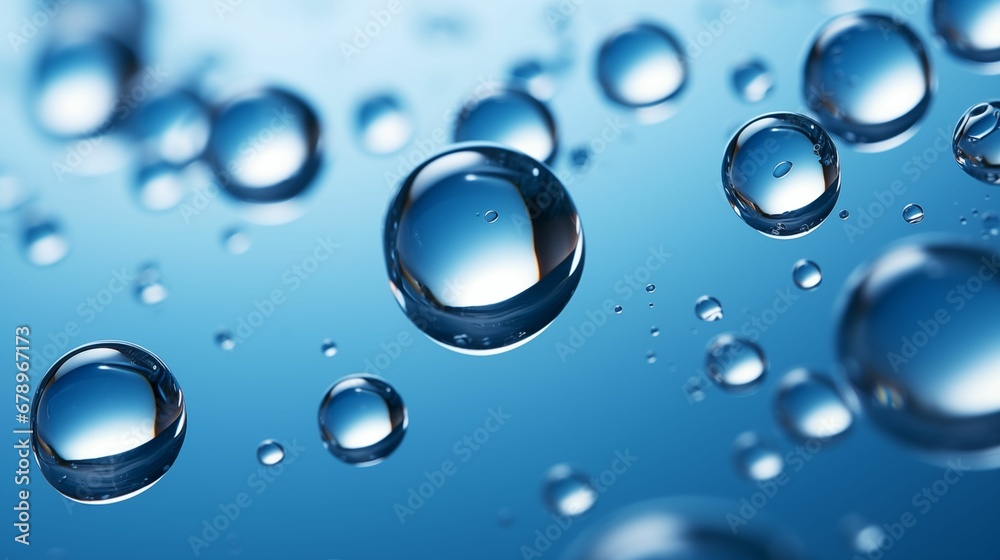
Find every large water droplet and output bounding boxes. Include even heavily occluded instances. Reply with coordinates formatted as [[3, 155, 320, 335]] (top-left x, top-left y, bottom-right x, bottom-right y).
[[733, 432, 784, 481], [318, 375, 407, 466], [804, 13, 933, 149], [775, 368, 854, 441], [838, 241, 1000, 468], [30, 341, 186, 503], [131, 89, 210, 165], [732, 59, 774, 103], [932, 0, 1000, 65], [543, 464, 597, 517], [256, 440, 284, 466], [355, 93, 413, 155], [596, 23, 687, 108], [902, 203, 925, 224], [792, 259, 823, 290], [134, 264, 168, 306], [953, 101, 1000, 184], [453, 89, 558, 164], [722, 113, 841, 238], [706, 333, 767, 390], [695, 295, 724, 322], [33, 37, 138, 138], [21, 216, 70, 267], [205, 87, 322, 203], [384, 144, 584, 355]]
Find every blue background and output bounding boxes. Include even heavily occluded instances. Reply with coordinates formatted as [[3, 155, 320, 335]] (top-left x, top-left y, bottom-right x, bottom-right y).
[[2, 0, 998, 558]]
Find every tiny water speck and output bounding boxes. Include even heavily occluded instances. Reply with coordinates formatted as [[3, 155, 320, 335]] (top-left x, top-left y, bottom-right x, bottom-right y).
[[645, 283, 655, 293], [614, 305, 623, 314], [484, 209, 499, 223]]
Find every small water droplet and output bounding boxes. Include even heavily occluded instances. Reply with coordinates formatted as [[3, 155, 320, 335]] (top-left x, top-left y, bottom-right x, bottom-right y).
[[705, 333, 767, 389], [596, 23, 687, 109], [484, 209, 499, 223], [614, 305, 623, 314], [543, 464, 597, 517], [318, 375, 407, 466], [645, 283, 656, 293], [454, 89, 557, 164], [222, 227, 251, 255], [355, 93, 413, 155], [731, 59, 774, 103], [646, 351, 657, 364], [134, 264, 168, 305], [651, 326, 660, 337], [772, 160, 793, 178], [695, 296, 723, 322], [321, 340, 338, 358], [215, 330, 236, 351], [775, 368, 853, 441], [733, 432, 784, 481], [839, 209, 850, 220], [21, 215, 70, 267], [792, 259, 822, 290], [902, 203, 925, 224], [256, 440, 285, 466]]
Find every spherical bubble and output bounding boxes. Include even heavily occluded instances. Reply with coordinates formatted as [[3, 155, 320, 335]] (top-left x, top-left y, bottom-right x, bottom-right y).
[[318, 375, 407, 466], [543, 464, 598, 517], [775, 368, 854, 441], [804, 13, 933, 150], [838, 240, 1000, 468], [903, 203, 925, 224], [732, 59, 775, 103], [131, 89, 211, 165], [695, 295, 724, 322], [932, 0, 1000, 66], [321, 339, 338, 357], [722, 113, 840, 238], [733, 432, 784, 481], [21, 215, 70, 267], [215, 330, 236, 351], [792, 260, 823, 290], [596, 23, 687, 108], [30, 341, 186, 503], [706, 333, 767, 390], [355, 93, 413, 155], [952, 101, 1000, 184], [256, 440, 284, 466], [221, 227, 252, 255], [205, 87, 322, 203], [508, 59, 557, 101], [134, 264, 169, 306], [453, 89, 558, 164], [384, 143, 584, 355]]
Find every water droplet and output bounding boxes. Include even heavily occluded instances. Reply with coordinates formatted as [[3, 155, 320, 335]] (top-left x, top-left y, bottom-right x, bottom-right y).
[[961, 216, 969, 225], [543, 464, 597, 517], [647, 302, 654, 309], [318, 375, 407, 466], [953, 101, 1000, 184], [33, 37, 138, 137], [484, 209, 499, 223], [902, 203, 925, 224], [508, 59, 556, 101], [775, 368, 853, 441], [131, 89, 210, 165], [321, 339, 338, 357], [134, 161, 208, 212], [695, 296, 723, 322], [838, 241, 1000, 468], [453, 89, 557, 164], [256, 439, 284, 466], [706, 333, 767, 389], [733, 432, 784, 481], [222, 227, 251, 255], [384, 144, 584, 355], [569, 146, 591, 170], [650, 326, 660, 337], [722, 113, 840, 238], [984, 212, 1000, 236], [614, 305, 623, 314], [732, 59, 774, 103], [646, 351, 657, 364], [596, 23, 687, 108], [215, 330, 236, 351], [0, 175, 29, 213], [684, 376, 708, 402], [792, 259, 823, 290], [355, 93, 413, 155], [31, 341, 186, 503], [645, 283, 655, 293], [134, 264, 168, 306], [842, 514, 889, 555], [839, 209, 850, 220], [205, 87, 322, 203], [932, 0, 1000, 65], [804, 13, 933, 149]]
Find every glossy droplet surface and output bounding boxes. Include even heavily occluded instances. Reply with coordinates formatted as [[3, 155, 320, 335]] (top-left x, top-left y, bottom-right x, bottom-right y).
[[215, 330, 236, 351], [132, 89, 210, 165], [838, 241, 1000, 468], [30, 341, 186, 503], [792, 259, 823, 290], [953, 101, 1000, 184], [596, 23, 687, 108], [355, 93, 413, 155], [21, 217, 70, 267], [321, 339, 338, 357], [840, 209, 850, 220], [733, 432, 784, 481], [453, 89, 558, 164], [206, 88, 322, 203], [903, 203, 925, 224], [695, 295, 723, 322], [706, 333, 767, 389], [775, 368, 854, 440], [384, 144, 584, 355], [932, 0, 1000, 64], [318, 375, 407, 466], [722, 113, 840, 238], [543, 464, 597, 517], [732, 59, 774, 103], [804, 13, 933, 148], [256, 440, 284, 466]]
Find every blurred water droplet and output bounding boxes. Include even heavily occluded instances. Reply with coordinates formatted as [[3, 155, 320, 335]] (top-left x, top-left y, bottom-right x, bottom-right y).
[[597, 23, 687, 108], [733, 432, 784, 481], [355, 93, 413, 155], [222, 227, 252, 255], [321, 339, 338, 358], [21, 215, 70, 267], [215, 330, 236, 351], [134, 264, 168, 306], [706, 333, 767, 389], [775, 368, 854, 440], [732, 59, 774, 103], [543, 464, 597, 517], [453, 89, 558, 164], [932, 0, 1000, 65], [132, 89, 211, 165]]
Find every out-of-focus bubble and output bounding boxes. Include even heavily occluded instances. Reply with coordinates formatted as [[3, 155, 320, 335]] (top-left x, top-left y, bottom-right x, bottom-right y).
[[454, 89, 558, 164], [133, 160, 209, 212], [509, 59, 557, 101], [132, 89, 211, 165], [733, 432, 784, 481], [21, 213, 70, 267], [544, 464, 598, 517], [732, 59, 774, 103], [596, 23, 687, 109], [355, 93, 413, 155]]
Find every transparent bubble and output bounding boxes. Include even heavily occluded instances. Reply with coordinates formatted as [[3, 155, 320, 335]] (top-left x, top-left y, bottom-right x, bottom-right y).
[[453, 89, 558, 164], [355, 93, 413, 155], [838, 241, 1000, 468], [645, 283, 655, 293], [222, 227, 251, 255], [569, 146, 591, 170], [695, 295, 723, 322], [205, 87, 322, 203], [646, 351, 657, 364], [840, 209, 850, 220], [903, 203, 925, 224], [804, 13, 933, 149], [318, 375, 407, 466], [134, 264, 168, 306], [134, 161, 210, 212], [215, 330, 236, 351], [732, 59, 774, 103], [792, 259, 823, 290], [706, 333, 767, 390], [775, 368, 853, 441], [131, 89, 210, 165], [543, 464, 597, 517], [33, 37, 137, 138], [932, 0, 1000, 65], [596, 23, 687, 108], [733, 432, 784, 481], [321, 339, 338, 357], [562, 497, 805, 560], [984, 212, 1000, 236], [614, 305, 623, 314], [256, 440, 284, 466], [952, 101, 1000, 184], [0, 174, 30, 213], [30, 341, 186, 503], [384, 144, 584, 355], [509, 59, 556, 101], [651, 326, 660, 337], [722, 113, 841, 238], [21, 215, 70, 267]]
